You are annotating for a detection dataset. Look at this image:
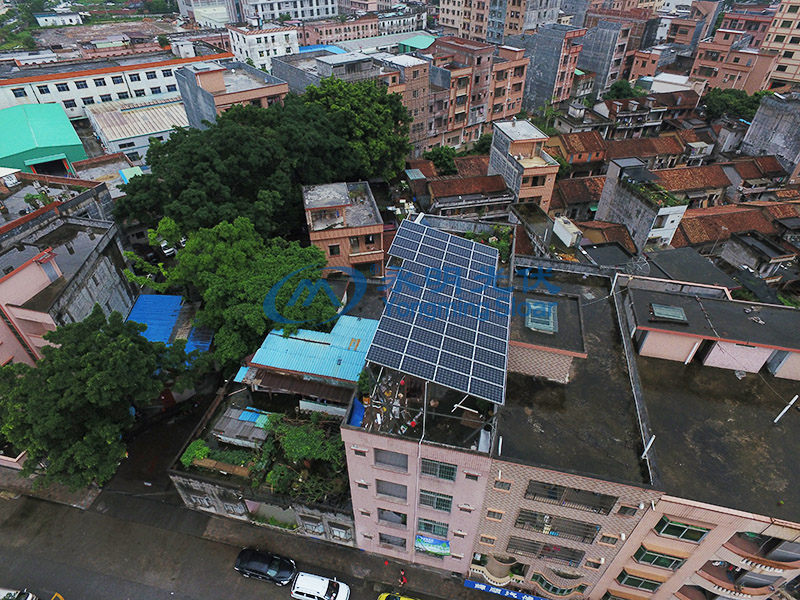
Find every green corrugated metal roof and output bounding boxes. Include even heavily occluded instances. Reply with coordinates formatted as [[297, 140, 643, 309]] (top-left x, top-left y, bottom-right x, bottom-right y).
[[574, 68, 585, 76], [400, 34, 436, 50], [0, 104, 83, 158]]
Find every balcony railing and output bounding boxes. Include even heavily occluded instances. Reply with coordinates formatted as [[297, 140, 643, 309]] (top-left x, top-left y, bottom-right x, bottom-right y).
[[697, 564, 775, 598], [723, 535, 800, 571]]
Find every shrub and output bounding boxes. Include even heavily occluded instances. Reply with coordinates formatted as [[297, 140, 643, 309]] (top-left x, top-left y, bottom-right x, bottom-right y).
[[180, 439, 209, 467]]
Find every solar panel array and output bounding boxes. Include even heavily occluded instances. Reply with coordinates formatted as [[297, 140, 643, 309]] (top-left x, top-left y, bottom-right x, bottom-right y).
[[366, 219, 511, 404]]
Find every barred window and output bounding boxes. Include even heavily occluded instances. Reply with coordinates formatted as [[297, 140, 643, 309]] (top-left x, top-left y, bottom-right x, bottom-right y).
[[418, 518, 449, 537], [419, 489, 453, 512], [421, 458, 457, 481]]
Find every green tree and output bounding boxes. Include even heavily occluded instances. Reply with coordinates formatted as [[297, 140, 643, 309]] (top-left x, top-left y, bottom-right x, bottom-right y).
[[0, 306, 199, 490], [603, 80, 648, 100], [555, 155, 572, 179], [467, 133, 493, 155], [702, 88, 772, 121], [423, 146, 458, 175], [157, 34, 169, 48], [132, 217, 339, 367], [278, 12, 292, 22], [303, 77, 412, 180]]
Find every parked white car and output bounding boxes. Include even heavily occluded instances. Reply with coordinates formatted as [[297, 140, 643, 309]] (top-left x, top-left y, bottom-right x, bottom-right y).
[[290, 572, 350, 600]]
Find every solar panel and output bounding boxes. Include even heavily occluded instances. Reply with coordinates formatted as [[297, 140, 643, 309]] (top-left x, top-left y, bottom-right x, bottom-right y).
[[366, 219, 510, 404]]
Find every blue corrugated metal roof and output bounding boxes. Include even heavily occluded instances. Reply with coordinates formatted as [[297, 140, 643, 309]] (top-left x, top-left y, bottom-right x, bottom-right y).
[[126, 295, 212, 354], [299, 44, 347, 54], [251, 315, 378, 383], [126, 295, 183, 344], [234, 366, 250, 383], [405, 168, 426, 180]]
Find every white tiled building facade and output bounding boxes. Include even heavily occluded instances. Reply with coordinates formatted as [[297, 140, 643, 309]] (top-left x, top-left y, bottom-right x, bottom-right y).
[[227, 26, 300, 72]]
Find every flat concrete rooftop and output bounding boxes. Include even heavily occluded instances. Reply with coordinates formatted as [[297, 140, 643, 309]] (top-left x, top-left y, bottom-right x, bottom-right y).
[[496, 272, 647, 484], [637, 353, 800, 522], [303, 182, 382, 231]]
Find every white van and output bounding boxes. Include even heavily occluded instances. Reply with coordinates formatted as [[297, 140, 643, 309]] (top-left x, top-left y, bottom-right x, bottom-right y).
[[0, 589, 39, 600], [290, 572, 350, 600]]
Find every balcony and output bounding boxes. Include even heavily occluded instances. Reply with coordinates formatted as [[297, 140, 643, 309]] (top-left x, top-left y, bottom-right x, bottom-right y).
[[722, 534, 800, 572], [696, 563, 775, 599]]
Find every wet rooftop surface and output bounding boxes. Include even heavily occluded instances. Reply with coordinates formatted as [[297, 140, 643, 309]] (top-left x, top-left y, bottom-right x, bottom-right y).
[[74, 157, 131, 199], [510, 289, 585, 354], [637, 354, 800, 522], [496, 272, 648, 484]]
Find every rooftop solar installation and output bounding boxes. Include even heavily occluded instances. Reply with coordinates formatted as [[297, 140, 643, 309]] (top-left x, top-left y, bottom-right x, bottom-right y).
[[366, 219, 511, 404]]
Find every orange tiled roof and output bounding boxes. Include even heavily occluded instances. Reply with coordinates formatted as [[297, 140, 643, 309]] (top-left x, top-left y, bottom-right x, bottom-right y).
[[553, 176, 606, 206], [650, 90, 700, 110], [428, 175, 507, 198], [774, 188, 800, 200], [759, 202, 800, 220], [558, 131, 606, 156], [753, 155, 785, 176], [454, 155, 490, 178], [605, 136, 683, 160], [654, 164, 732, 191], [575, 220, 637, 254], [673, 205, 775, 246], [407, 159, 438, 178], [732, 160, 762, 180]]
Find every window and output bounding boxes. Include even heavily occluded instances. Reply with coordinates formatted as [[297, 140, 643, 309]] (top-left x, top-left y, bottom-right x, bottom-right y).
[[376, 479, 407, 501], [166, 84, 177, 92], [618, 506, 638, 516], [465, 473, 479, 481], [791, 36, 800, 43], [150, 86, 161, 94], [328, 244, 340, 256], [118, 92, 130, 100], [777, 65, 788, 71], [379, 533, 406, 549], [12, 88, 26, 98], [350, 236, 360, 251], [525, 480, 617, 514], [330, 524, 352, 541], [112, 76, 124, 84], [134, 89, 146, 97], [300, 516, 324, 534], [634, 545, 685, 570], [784, 50, 795, 58], [421, 458, 456, 481], [789, 5, 799, 12], [775, 35, 786, 42], [353, 448, 367, 457], [100, 94, 112, 102], [378, 508, 407, 528], [374, 449, 408, 472], [585, 560, 602, 569], [162, 69, 172, 77], [365, 234, 375, 245], [515, 510, 599, 544], [487, 509, 504, 521], [129, 74, 141, 82], [600, 535, 619, 545], [357, 481, 369, 489], [146, 71, 157, 80], [418, 518, 448, 537], [94, 78, 106, 87], [75, 80, 88, 89], [654, 516, 709, 542], [531, 574, 588, 596], [63, 99, 77, 108], [419, 489, 452, 512], [782, 20, 793, 28], [38, 85, 50, 94], [479, 535, 496, 546], [119, 142, 136, 149], [82, 97, 95, 105], [616, 570, 662, 591], [494, 480, 511, 491]]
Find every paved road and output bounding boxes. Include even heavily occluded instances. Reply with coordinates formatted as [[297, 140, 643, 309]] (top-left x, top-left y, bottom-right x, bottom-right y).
[[0, 495, 380, 600]]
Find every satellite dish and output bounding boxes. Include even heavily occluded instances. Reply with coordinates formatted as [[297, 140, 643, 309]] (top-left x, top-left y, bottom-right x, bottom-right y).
[[624, 256, 650, 276]]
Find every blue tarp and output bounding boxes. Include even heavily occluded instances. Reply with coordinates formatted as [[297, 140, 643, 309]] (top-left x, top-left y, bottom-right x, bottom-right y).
[[348, 399, 365, 427], [299, 44, 346, 54], [126, 295, 212, 354]]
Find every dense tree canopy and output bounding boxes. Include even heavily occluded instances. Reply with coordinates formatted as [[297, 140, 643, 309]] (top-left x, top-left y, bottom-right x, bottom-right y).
[[127, 217, 339, 368], [603, 80, 648, 100], [423, 146, 458, 175], [702, 88, 772, 121], [0, 307, 200, 490], [115, 81, 411, 237]]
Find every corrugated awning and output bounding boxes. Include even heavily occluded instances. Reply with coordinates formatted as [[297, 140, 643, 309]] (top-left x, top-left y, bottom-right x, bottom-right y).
[[25, 153, 67, 166]]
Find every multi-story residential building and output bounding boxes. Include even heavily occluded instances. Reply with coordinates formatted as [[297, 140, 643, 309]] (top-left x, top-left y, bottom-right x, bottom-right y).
[[33, 11, 83, 26], [297, 14, 379, 46], [522, 0, 563, 33], [652, 164, 733, 208], [721, 155, 787, 203], [605, 135, 685, 170], [740, 92, 800, 185], [578, 20, 629, 96], [373, 53, 429, 154], [227, 25, 300, 72], [0, 50, 232, 120], [507, 25, 587, 112], [439, 0, 491, 40], [544, 130, 607, 177], [0, 171, 136, 366], [378, 6, 427, 35], [176, 60, 289, 129], [762, 0, 800, 87], [720, 6, 776, 49], [690, 28, 777, 94], [572, 68, 596, 100], [596, 157, 689, 251], [664, 0, 724, 52], [427, 175, 516, 218], [231, 0, 337, 25], [273, 49, 399, 93], [593, 97, 666, 140], [554, 101, 613, 137], [583, 7, 661, 69], [425, 38, 527, 150], [629, 44, 681, 81], [488, 119, 560, 210], [303, 181, 385, 277]]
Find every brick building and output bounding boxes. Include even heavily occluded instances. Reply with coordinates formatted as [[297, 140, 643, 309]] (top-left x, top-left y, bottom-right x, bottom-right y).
[[297, 14, 379, 46], [761, 0, 800, 87], [690, 28, 777, 94]]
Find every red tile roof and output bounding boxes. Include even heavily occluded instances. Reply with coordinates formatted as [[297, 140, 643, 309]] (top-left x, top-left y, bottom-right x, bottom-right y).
[[407, 159, 438, 178], [650, 90, 700, 110], [575, 220, 637, 254], [553, 176, 606, 207], [730, 155, 786, 180], [605, 136, 684, 160], [654, 164, 732, 191], [428, 175, 507, 198], [732, 160, 762, 180], [557, 131, 606, 156], [759, 202, 800, 220], [753, 155, 785, 177], [774, 188, 800, 200], [672, 205, 776, 247], [454, 155, 490, 178]]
